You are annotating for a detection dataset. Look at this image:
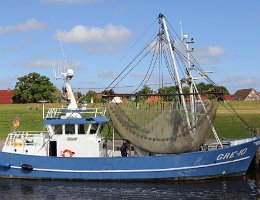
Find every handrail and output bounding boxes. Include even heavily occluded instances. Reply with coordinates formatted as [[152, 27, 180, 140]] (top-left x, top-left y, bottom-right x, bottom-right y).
[[45, 107, 106, 118], [4, 131, 49, 147]]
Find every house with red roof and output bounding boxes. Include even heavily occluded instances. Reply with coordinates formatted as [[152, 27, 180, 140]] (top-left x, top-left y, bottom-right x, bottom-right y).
[[0, 90, 14, 104], [223, 94, 234, 101], [146, 96, 161, 103]]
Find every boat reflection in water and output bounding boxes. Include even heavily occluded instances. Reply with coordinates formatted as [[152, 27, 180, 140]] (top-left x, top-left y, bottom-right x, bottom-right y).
[[0, 168, 259, 199]]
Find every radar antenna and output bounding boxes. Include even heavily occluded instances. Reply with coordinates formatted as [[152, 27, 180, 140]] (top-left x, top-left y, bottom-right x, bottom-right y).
[[52, 17, 78, 109]]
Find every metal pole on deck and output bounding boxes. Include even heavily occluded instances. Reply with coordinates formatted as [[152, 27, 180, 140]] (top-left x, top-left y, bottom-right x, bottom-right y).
[[112, 127, 115, 157], [39, 100, 48, 119]]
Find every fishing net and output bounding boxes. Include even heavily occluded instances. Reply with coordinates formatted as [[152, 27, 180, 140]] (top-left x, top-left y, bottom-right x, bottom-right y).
[[107, 99, 218, 154]]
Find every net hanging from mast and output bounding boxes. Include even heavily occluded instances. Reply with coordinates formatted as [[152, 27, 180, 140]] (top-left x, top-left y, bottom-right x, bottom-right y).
[[107, 97, 218, 154], [104, 14, 221, 154]]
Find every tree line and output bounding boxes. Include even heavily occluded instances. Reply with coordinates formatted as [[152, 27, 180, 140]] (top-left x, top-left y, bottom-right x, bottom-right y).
[[12, 72, 229, 103]]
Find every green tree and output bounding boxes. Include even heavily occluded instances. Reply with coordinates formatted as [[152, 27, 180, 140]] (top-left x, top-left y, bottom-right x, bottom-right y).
[[80, 90, 97, 103], [196, 82, 229, 94], [135, 85, 154, 101], [158, 86, 177, 101], [136, 85, 154, 95], [215, 86, 229, 95], [12, 72, 58, 103], [195, 82, 229, 99]]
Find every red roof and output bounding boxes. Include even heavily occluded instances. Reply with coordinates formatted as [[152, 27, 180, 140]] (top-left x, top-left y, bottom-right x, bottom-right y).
[[146, 96, 161, 103], [0, 90, 14, 104], [223, 94, 234, 101], [121, 97, 128, 102]]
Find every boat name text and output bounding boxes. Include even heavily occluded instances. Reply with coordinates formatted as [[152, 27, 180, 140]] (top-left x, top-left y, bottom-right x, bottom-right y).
[[216, 148, 247, 160]]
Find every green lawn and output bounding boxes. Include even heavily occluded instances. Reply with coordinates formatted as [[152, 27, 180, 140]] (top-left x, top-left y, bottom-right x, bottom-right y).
[[213, 101, 260, 138], [0, 101, 259, 140]]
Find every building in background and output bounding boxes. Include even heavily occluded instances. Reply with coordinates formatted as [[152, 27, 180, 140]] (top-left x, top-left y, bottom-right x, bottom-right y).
[[0, 90, 14, 104], [233, 88, 260, 101]]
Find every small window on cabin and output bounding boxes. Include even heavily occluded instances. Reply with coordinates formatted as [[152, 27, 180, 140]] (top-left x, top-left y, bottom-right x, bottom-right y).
[[54, 125, 62, 135], [78, 124, 89, 134], [90, 124, 98, 134], [65, 124, 75, 135]]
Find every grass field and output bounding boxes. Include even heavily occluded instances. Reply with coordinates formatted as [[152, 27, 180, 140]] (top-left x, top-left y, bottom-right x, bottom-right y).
[[0, 101, 259, 140], [211, 101, 260, 139]]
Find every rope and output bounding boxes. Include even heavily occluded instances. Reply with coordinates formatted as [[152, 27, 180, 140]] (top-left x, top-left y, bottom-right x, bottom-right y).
[[132, 38, 160, 93], [104, 34, 158, 91], [111, 41, 158, 90], [94, 20, 157, 89]]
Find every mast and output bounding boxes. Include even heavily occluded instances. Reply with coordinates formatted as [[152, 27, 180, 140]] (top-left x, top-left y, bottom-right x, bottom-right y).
[[159, 14, 192, 134], [181, 23, 223, 148], [181, 31, 196, 132]]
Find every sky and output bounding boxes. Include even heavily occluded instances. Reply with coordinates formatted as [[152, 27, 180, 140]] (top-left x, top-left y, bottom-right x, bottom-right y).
[[1, 0, 260, 94]]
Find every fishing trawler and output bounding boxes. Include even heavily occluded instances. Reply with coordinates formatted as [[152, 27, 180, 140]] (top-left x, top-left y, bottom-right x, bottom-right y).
[[0, 13, 259, 180]]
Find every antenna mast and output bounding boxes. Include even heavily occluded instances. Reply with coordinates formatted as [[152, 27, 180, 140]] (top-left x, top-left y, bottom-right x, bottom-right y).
[[52, 17, 78, 110], [181, 22, 223, 147]]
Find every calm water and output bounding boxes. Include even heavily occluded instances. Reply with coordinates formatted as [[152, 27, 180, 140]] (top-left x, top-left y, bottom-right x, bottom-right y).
[[0, 167, 259, 200]]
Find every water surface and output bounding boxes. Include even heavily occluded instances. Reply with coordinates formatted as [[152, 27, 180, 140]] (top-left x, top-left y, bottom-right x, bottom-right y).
[[0, 167, 259, 200]]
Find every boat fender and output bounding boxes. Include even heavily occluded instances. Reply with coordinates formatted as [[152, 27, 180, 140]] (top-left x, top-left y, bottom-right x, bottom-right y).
[[61, 149, 74, 157], [21, 164, 33, 170], [0, 162, 10, 168]]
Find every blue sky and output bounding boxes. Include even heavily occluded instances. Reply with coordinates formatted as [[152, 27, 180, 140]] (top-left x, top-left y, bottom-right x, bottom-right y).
[[0, 0, 260, 94]]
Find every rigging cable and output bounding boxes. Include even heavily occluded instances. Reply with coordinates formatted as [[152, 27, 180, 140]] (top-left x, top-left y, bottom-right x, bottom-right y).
[[132, 38, 160, 93], [220, 101, 254, 136], [104, 34, 158, 91], [165, 20, 254, 134], [94, 20, 157, 89], [110, 41, 158, 90], [162, 45, 176, 84]]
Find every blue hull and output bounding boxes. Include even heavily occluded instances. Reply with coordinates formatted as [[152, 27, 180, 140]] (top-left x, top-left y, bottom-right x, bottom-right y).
[[0, 138, 259, 180]]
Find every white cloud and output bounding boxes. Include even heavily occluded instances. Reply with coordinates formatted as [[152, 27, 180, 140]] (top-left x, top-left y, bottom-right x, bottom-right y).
[[192, 46, 224, 65], [41, 0, 101, 4], [17, 59, 85, 71], [55, 24, 132, 44], [0, 18, 46, 34]]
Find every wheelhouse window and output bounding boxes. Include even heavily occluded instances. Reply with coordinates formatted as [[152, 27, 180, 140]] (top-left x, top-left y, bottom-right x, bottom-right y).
[[90, 123, 98, 134], [65, 124, 75, 135], [78, 124, 89, 134], [53, 125, 62, 135]]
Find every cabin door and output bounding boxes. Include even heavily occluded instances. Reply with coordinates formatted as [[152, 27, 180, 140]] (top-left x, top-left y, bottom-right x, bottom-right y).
[[49, 141, 57, 156]]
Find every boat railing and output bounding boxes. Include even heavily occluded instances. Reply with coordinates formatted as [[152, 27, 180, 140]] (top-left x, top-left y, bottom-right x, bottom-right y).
[[46, 108, 60, 118], [45, 107, 107, 118], [5, 131, 48, 147]]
